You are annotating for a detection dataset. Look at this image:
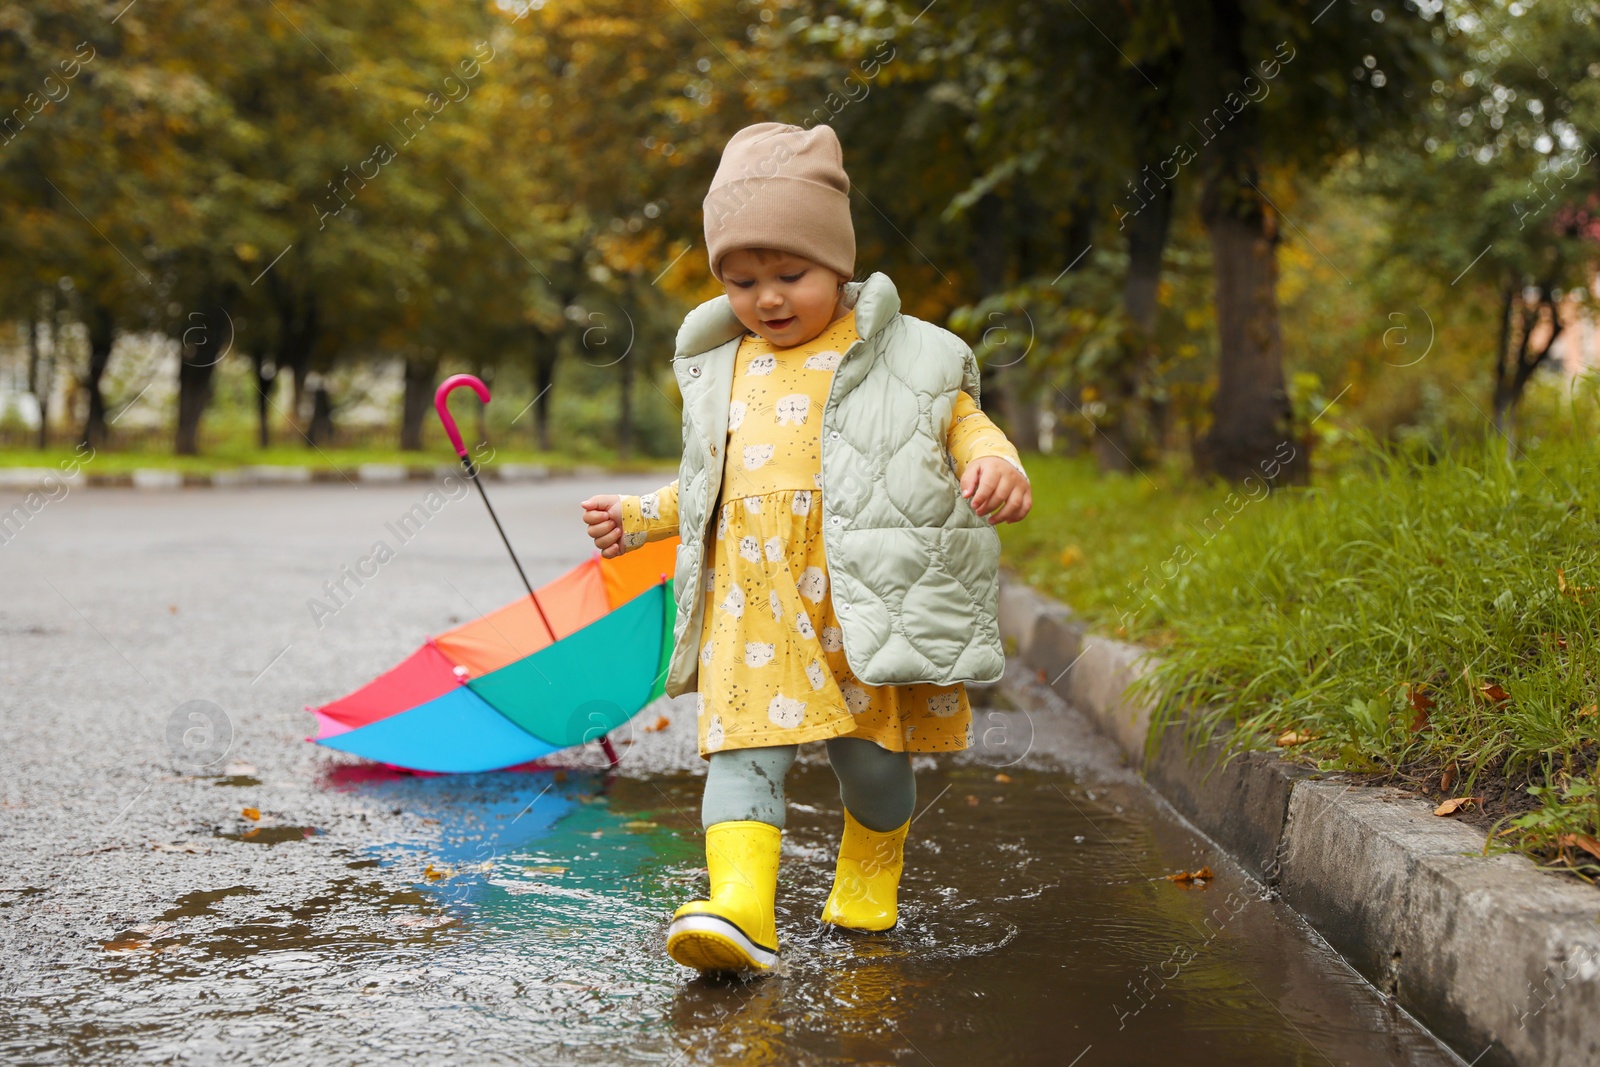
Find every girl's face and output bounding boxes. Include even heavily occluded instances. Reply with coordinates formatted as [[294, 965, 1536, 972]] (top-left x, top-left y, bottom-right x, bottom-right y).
[[720, 249, 846, 348]]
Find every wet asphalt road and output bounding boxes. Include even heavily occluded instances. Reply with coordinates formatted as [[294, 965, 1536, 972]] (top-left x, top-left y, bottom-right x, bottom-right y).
[[0, 476, 1464, 1066]]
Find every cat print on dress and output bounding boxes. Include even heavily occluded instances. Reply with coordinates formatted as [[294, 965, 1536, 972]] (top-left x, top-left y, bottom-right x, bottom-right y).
[[791, 490, 811, 514], [767, 694, 806, 728], [738, 535, 762, 562], [804, 659, 830, 691], [820, 625, 844, 651], [706, 713, 725, 750], [797, 566, 827, 602], [744, 443, 776, 469], [842, 683, 871, 716], [744, 641, 776, 667], [775, 394, 809, 424], [763, 535, 784, 562], [803, 350, 842, 371], [768, 589, 782, 621], [747, 353, 777, 375], [728, 399, 747, 430], [721, 582, 745, 618], [795, 613, 816, 640], [700, 638, 714, 665], [927, 691, 962, 718]]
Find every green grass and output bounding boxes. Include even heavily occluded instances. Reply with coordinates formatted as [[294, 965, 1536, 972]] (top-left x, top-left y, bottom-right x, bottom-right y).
[[1000, 439, 1600, 880]]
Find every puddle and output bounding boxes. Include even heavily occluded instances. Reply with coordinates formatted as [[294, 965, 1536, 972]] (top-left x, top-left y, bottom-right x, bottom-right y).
[[214, 826, 323, 845], [6, 757, 1459, 1066]]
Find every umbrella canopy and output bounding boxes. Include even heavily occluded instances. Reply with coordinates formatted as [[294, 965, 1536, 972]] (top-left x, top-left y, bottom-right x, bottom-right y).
[[311, 538, 678, 773]]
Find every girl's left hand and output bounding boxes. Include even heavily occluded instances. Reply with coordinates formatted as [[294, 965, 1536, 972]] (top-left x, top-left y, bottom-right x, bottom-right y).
[[961, 457, 1032, 525]]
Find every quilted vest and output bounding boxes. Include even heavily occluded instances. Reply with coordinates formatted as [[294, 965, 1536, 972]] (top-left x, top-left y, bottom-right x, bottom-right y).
[[663, 270, 1006, 698]]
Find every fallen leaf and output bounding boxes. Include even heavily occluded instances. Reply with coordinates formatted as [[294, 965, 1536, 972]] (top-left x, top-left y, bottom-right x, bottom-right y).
[[994, 773, 1013, 783], [151, 842, 210, 854], [168, 605, 179, 614], [1578, 705, 1598, 720], [1165, 867, 1214, 884], [1433, 797, 1477, 816], [423, 863, 448, 881], [1440, 764, 1457, 793], [1557, 569, 1596, 603], [1277, 730, 1311, 747], [1557, 834, 1600, 861], [1408, 686, 1435, 734], [241, 807, 260, 821], [1058, 545, 1084, 567], [965, 794, 980, 806], [622, 820, 658, 831], [240, 827, 260, 841], [643, 715, 671, 733], [1479, 683, 1511, 705], [1035, 668, 1048, 683]]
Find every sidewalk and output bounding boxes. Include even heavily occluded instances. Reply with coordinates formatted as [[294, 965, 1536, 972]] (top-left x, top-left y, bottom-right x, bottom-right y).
[[996, 570, 1600, 1067]]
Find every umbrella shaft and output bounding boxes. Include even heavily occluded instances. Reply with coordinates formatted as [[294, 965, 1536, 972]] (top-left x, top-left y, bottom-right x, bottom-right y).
[[463, 458, 557, 642]]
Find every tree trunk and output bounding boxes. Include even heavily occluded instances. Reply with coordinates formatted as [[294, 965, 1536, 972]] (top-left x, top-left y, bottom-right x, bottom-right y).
[[251, 352, 276, 448], [1101, 132, 1178, 471], [617, 342, 634, 461], [966, 191, 1040, 452], [531, 326, 559, 453], [400, 355, 438, 451], [268, 276, 318, 436], [176, 299, 226, 456], [1491, 283, 1518, 438], [81, 300, 114, 450], [291, 363, 309, 433], [1190, 0, 1306, 485], [309, 384, 334, 447], [1196, 196, 1302, 481], [27, 297, 53, 451], [473, 364, 492, 447], [1492, 282, 1562, 443]]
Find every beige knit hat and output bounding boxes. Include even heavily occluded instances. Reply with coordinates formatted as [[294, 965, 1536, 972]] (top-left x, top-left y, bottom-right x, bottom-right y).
[[702, 122, 856, 284]]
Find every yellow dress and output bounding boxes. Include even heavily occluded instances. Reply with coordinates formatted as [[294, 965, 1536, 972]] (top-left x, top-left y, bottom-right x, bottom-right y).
[[619, 309, 1025, 758]]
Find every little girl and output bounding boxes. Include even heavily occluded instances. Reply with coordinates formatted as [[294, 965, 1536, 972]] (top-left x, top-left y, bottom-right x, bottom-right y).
[[580, 122, 1031, 976]]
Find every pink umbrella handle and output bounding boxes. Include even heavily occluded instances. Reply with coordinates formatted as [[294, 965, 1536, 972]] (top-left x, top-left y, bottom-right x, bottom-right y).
[[434, 374, 490, 459]]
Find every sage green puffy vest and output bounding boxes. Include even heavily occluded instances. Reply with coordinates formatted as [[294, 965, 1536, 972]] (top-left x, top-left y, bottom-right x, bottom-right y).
[[662, 270, 1005, 698]]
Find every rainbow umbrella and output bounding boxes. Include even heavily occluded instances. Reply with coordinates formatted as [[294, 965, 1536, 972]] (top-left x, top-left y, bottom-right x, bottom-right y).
[[310, 535, 678, 773], [308, 373, 678, 773]]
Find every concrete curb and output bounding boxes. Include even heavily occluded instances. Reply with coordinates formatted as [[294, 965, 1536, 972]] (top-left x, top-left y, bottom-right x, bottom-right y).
[[0, 462, 673, 492], [997, 569, 1600, 1067]]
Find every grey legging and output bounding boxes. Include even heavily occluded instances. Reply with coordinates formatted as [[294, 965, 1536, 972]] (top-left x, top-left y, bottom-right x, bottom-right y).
[[701, 737, 916, 833]]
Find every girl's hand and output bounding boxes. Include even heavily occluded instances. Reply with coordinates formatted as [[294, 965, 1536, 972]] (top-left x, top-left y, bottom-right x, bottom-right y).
[[579, 493, 628, 558], [960, 457, 1032, 525]]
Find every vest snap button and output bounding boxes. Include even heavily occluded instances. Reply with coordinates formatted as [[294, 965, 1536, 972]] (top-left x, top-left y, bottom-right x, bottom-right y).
[[830, 515, 841, 525], [689, 365, 701, 377], [829, 430, 840, 440]]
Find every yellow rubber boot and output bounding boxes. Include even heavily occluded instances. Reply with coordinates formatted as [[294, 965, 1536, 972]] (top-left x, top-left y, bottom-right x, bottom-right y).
[[666, 820, 781, 974], [820, 809, 909, 932]]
